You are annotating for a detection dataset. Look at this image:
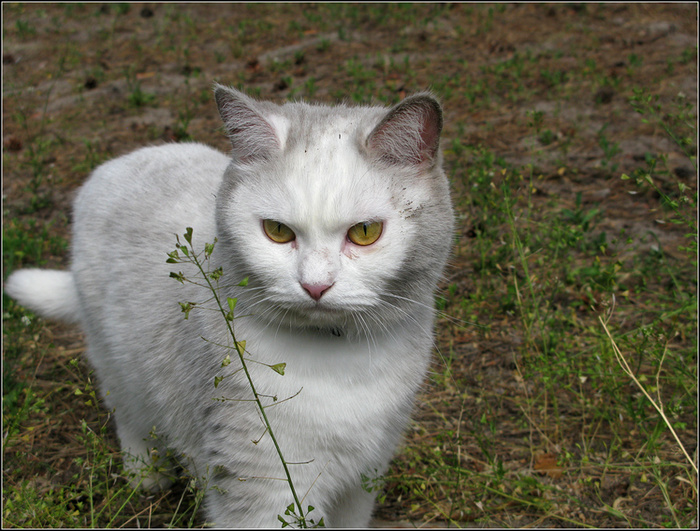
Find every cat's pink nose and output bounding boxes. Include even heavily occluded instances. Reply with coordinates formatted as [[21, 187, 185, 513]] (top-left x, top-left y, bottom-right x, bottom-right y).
[[302, 283, 333, 301]]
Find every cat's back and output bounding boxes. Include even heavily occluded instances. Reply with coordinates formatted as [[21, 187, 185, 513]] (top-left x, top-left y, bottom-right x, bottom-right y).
[[76, 142, 229, 217], [73, 143, 228, 252], [68, 143, 230, 344], [71, 143, 229, 301]]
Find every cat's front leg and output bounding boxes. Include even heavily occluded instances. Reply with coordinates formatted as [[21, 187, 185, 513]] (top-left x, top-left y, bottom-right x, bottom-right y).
[[326, 484, 377, 528], [114, 414, 175, 491], [203, 472, 314, 528]]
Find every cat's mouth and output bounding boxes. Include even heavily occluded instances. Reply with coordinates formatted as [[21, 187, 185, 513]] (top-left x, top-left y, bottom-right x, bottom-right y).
[[252, 288, 376, 332], [271, 299, 355, 329], [299, 301, 345, 318], [310, 325, 344, 337]]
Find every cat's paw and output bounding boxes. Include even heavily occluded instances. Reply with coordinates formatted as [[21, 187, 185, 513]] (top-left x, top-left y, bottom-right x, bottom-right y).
[[127, 467, 175, 492], [123, 453, 175, 492]]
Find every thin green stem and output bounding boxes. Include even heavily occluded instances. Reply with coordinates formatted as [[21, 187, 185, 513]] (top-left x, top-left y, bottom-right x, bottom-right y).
[[184, 238, 307, 526]]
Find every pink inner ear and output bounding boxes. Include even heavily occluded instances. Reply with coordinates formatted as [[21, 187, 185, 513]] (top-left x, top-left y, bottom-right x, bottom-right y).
[[417, 107, 441, 163], [215, 88, 280, 164], [367, 95, 443, 166]]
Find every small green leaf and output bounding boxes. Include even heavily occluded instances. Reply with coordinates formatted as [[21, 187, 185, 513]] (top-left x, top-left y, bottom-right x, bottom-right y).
[[179, 302, 194, 319], [205, 239, 216, 257], [214, 376, 223, 388], [227, 297, 237, 313], [236, 340, 246, 353], [270, 363, 286, 376], [238, 277, 249, 287], [170, 271, 185, 284], [184, 227, 193, 244], [221, 354, 231, 367]]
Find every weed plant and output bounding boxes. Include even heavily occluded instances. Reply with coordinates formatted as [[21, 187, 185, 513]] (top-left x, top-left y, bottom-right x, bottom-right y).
[[167, 228, 324, 528]]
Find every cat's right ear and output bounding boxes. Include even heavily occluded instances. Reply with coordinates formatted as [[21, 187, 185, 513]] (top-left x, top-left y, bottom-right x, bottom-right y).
[[366, 93, 443, 167], [214, 84, 285, 164]]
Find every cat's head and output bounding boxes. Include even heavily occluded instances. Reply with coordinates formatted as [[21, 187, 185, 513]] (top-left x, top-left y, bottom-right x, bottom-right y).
[[213, 85, 453, 336]]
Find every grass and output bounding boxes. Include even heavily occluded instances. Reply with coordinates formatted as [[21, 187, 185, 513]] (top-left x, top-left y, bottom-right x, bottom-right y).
[[2, 2, 697, 528], [390, 85, 696, 525]]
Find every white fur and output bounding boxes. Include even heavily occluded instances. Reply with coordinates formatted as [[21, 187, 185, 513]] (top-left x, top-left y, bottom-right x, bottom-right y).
[[4, 269, 81, 324], [5, 89, 453, 527]]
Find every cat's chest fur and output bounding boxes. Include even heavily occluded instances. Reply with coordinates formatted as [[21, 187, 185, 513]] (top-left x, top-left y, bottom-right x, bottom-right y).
[[188, 315, 431, 501], [227, 314, 430, 411]]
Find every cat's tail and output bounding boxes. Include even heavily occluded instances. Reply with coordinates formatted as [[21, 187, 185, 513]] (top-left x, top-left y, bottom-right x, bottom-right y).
[[4, 269, 82, 325]]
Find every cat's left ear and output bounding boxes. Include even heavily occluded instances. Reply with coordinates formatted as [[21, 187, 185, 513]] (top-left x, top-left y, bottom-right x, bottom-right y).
[[214, 84, 285, 164], [366, 93, 443, 167]]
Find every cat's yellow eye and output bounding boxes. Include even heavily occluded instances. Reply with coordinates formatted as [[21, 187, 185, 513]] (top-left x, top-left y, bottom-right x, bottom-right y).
[[263, 220, 296, 243], [347, 221, 383, 246]]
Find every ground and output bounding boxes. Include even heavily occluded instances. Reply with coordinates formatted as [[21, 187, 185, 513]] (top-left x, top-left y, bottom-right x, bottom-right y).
[[2, 3, 697, 528]]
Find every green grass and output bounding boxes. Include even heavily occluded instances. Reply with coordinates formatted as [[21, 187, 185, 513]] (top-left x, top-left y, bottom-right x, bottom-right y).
[[385, 77, 696, 525], [2, 219, 67, 275]]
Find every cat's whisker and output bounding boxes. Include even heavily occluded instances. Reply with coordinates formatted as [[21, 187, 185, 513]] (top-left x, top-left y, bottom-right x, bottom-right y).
[[238, 293, 296, 338], [373, 297, 441, 352], [374, 298, 455, 381], [375, 294, 429, 328], [370, 307, 410, 348], [351, 311, 377, 358], [383, 291, 482, 328]]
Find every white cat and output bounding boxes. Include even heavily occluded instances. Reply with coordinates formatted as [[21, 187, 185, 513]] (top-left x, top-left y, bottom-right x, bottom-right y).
[[5, 85, 454, 527]]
